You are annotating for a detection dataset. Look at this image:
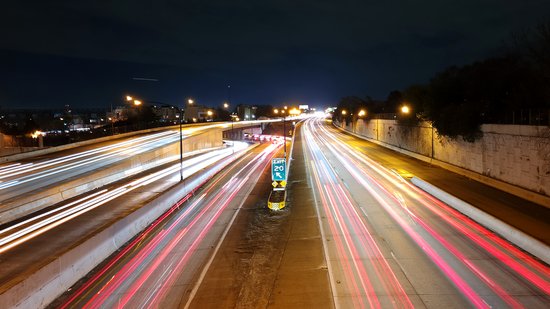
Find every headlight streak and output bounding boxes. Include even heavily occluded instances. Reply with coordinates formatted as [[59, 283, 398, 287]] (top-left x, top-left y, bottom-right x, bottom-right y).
[[311, 118, 550, 307], [0, 162, 28, 175], [0, 131, 175, 180], [316, 123, 493, 308], [143, 146, 280, 307], [0, 123, 252, 194], [0, 186, 130, 254], [65, 143, 280, 308], [144, 147, 280, 308], [58, 192, 207, 309], [0, 132, 181, 191], [321, 121, 550, 292], [0, 189, 108, 237], [303, 120, 413, 309], [123, 176, 250, 309], [0, 145, 248, 254]]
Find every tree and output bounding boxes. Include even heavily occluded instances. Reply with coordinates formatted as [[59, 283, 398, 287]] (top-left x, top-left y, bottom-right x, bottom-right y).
[[513, 20, 550, 107], [385, 90, 403, 113], [335, 96, 368, 122], [215, 107, 231, 121], [255, 104, 274, 118]]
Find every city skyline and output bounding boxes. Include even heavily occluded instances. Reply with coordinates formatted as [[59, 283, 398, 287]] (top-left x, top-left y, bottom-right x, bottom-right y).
[[2, 1, 550, 109]]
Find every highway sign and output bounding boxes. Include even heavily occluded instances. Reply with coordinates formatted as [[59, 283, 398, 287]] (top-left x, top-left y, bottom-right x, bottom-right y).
[[271, 158, 286, 181]]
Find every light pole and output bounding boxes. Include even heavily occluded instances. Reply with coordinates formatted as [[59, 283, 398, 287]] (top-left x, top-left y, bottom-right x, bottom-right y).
[[179, 104, 183, 181], [185, 98, 194, 123], [224, 102, 236, 152], [273, 108, 286, 157], [431, 122, 435, 159], [357, 109, 367, 134], [282, 109, 286, 158]]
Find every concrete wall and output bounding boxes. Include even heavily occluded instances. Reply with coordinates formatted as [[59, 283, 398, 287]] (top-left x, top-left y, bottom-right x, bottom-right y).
[[341, 119, 550, 205]]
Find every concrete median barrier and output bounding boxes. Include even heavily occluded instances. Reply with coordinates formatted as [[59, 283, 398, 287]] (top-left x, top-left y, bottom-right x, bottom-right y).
[[411, 176, 550, 265]]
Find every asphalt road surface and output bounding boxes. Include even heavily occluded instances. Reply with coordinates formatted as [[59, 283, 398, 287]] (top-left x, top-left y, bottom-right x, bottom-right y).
[[299, 117, 549, 308], [51, 142, 284, 308]]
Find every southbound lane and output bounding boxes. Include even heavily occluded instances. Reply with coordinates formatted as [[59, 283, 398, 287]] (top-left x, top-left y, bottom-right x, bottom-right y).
[[0, 142, 252, 296], [302, 117, 549, 308], [52, 142, 283, 308], [0, 130, 179, 203]]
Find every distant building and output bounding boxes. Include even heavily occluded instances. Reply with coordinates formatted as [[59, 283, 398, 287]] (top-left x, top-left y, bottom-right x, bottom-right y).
[[236, 104, 257, 121], [184, 105, 214, 122], [153, 105, 180, 124]]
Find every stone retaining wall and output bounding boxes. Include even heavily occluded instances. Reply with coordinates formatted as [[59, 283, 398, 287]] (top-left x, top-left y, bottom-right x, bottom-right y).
[[340, 119, 550, 203]]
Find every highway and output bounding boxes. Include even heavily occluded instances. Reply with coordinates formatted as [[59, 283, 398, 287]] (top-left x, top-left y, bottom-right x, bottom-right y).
[[0, 139, 255, 288], [52, 142, 283, 308], [302, 117, 550, 308], [0, 120, 277, 204], [0, 130, 179, 202], [2, 116, 549, 308]]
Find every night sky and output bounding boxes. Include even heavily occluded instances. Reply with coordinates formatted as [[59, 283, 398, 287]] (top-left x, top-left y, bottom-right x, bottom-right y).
[[1, 1, 550, 110]]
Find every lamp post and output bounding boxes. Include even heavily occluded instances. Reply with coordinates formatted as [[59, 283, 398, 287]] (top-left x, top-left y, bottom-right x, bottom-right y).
[[357, 109, 366, 134], [431, 122, 435, 159], [179, 104, 183, 181], [185, 99, 194, 123], [282, 109, 286, 158], [224, 102, 236, 152], [273, 108, 286, 157]]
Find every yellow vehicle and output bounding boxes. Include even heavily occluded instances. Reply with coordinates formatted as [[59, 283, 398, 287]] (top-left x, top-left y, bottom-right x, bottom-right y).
[[268, 190, 286, 210]]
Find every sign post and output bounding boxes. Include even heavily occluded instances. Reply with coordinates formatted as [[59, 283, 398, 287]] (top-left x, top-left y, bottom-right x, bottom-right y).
[[269, 158, 287, 210], [271, 158, 286, 190]]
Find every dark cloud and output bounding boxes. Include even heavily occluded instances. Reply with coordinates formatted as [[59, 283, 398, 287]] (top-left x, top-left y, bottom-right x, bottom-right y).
[[1, 0, 550, 109]]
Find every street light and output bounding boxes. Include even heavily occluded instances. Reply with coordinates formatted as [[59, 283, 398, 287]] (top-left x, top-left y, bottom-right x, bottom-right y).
[[358, 109, 366, 117], [289, 108, 300, 116], [273, 108, 286, 155], [183, 98, 194, 123], [283, 109, 288, 158], [401, 105, 410, 114], [224, 103, 236, 151], [179, 102, 184, 181]]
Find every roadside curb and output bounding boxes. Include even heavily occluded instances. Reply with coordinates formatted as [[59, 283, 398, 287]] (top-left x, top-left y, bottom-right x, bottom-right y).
[[411, 176, 550, 265]]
